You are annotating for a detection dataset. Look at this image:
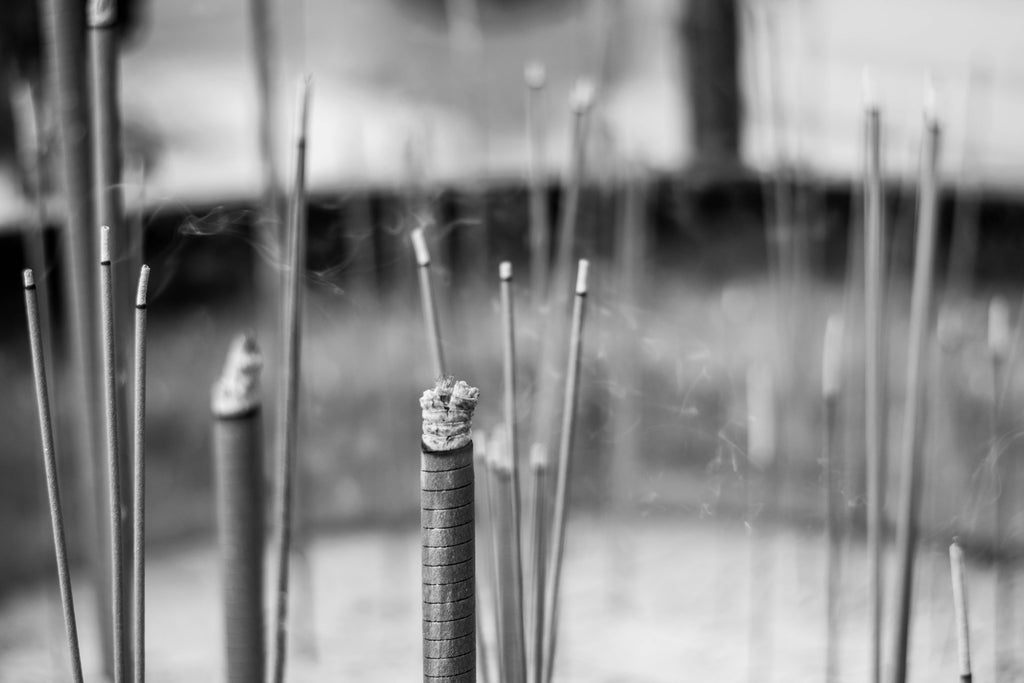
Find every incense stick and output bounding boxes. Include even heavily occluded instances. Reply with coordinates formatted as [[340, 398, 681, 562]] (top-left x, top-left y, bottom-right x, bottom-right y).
[[484, 429, 509, 681], [132, 265, 149, 683], [949, 539, 973, 683], [863, 80, 888, 683], [499, 261, 528, 682], [24, 269, 85, 683], [421, 378, 479, 683], [100, 225, 127, 683], [212, 335, 266, 683], [527, 443, 549, 683], [745, 361, 775, 683], [889, 93, 942, 683], [988, 296, 1012, 675], [822, 315, 843, 683], [412, 228, 446, 378], [525, 62, 550, 305], [473, 430, 497, 683], [269, 78, 311, 683], [541, 260, 590, 683]]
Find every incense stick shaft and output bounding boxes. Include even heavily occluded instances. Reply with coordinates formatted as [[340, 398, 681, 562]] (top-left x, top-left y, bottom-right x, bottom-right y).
[[949, 541, 972, 681], [132, 266, 149, 683], [824, 395, 840, 683], [527, 454, 549, 683], [24, 271, 85, 683], [525, 69, 550, 303], [413, 229, 446, 378]]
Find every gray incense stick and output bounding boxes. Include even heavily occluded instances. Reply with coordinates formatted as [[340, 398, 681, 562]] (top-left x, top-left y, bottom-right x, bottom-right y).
[[949, 540, 972, 683], [524, 62, 550, 305], [132, 265, 149, 683], [212, 335, 266, 683], [822, 315, 843, 683], [421, 378, 479, 683], [988, 296, 1012, 675], [100, 226, 127, 683], [24, 269, 85, 683], [269, 78, 311, 683], [412, 228, 446, 379], [542, 260, 589, 683], [527, 444, 549, 683], [889, 100, 941, 683]]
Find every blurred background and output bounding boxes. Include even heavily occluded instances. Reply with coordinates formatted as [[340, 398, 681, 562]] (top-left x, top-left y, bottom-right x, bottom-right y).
[[2, 0, 1024, 680]]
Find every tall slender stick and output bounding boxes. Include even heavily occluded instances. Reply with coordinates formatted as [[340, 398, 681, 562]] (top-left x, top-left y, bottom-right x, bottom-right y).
[[949, 539, 973, 683], [889, 95, 942, 683], [541, 260, 589, 683], [988, 296, 1011, 675], [485, 430, 510, 681], [863, 78, 888, 683], [822, 315, 844, 683], [527, 444, 549, 683], [269, 79, 311, 683], [499, 261, 527, 683], [524, 62, 550, 306], [212, 335, 266, 683], [24, 269, 85, 683], [100, 225, 127, 683], [132, 265, 149, 683], [412, 228, 446, 379], [473, 431, 497, 683]]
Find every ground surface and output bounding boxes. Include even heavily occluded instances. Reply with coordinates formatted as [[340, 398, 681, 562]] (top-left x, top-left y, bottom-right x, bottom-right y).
[[0, 513, 1010, 682]]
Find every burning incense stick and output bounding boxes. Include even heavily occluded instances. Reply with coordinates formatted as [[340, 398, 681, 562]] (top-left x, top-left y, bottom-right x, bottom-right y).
[[212, 335, 266, 683], [525, 62, 550, 304], [499, 261, 528, 682], [889, 92, 942, 683], [132, 265, 149, 683], [24, 269, 85, 683], [100, 225, 128, 683], [863, 76, 888, 683], [822, 315, 843, 683], [412, 228, 446, 378], [527, 443, 549, 683], [949, 539, 973, 683], [421, 378, 480, 683], [269, 78, 311, 683], [541, 260, 589, 683]]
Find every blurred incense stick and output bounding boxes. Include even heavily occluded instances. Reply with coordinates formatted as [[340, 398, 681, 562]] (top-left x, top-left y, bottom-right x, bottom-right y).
[[412, 228, 446, 378], [988, 296, 1012, 674], [269, 79, 311, 683], [24, 269, 85, 683], [889, 94, 942, 683], [541, 260, 589, 683], [822, 315, 843, 683], [949, 540, 973, 683], [524, 62, 550, 305], [526, 443, 549, 683], [132, 265, 150, 683]]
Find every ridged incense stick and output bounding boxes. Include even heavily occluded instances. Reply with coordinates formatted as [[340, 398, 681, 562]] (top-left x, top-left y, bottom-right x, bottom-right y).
[[100, 225, 127, 683], [988, 296, 1012, 674], [412, 228, 446, 378], [421, 378, 480, 683], [863, 75, 888, 683], [269, 78, 311, 683], [527, 443, 549, 683], [212, 335, 266, 683], [889, 93, 942, 683], [525, 62, 550, 305], [949, 539, 973, 683], [132, 265, 149, 683], [541, 260, 589, 683], [822, 315, 843, 683], [24, 269, 85, 683], [499, 261, 528, 683]]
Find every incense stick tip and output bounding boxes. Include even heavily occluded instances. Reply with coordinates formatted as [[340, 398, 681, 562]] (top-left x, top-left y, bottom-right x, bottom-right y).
[[136, 265, 151, 308], [411, 228, 430, 266], [988, 296, 1011, 360], [529, 442, 548, 469], [100, 225, 112, 264], [861, 66, 877, 111], [924, 75, 938, 124], [420, 377, 479, 452], [524, 61, 547, 89], [822, 314, 843, 398], [570, 78, 596, 113], [211, 333, 263, 418], [575, 259, 589, 295], [22, 269, 33, 289], [499, 261, 512, 281]]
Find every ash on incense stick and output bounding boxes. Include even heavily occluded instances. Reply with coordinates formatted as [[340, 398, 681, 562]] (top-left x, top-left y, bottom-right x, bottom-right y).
[[420, 377, 479, 453]]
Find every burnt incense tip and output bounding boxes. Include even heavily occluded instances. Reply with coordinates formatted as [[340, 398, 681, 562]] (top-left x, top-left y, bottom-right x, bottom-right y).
[[136, 265, 151, 308], [100, 226, 112, 265], [988, 297, 1011, 361], [87, 0, 116, 27], [22, 269, 34, 289], [524, 61, 547, 89], [861, 66, 877, 111], [822, 315, 844, 399], [924, 76, 939, 125], [569, 78, 596, 114], [420, 377, 479, 452], [529, 442, 548, 469], [211, 334, 263, 418], [487, 426, 511, 473], [499, 261, 512, 281], [575, 259, 589, 295], [411, 228, 431, 267]]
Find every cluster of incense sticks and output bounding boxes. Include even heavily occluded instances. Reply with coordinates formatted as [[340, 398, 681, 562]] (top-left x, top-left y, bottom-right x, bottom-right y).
[[23, 228, 150, 683]]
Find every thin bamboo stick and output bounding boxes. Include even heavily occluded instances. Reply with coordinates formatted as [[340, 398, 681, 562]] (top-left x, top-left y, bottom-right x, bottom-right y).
[[527, 443, 549, 683], [212, 335, 266, 683], [132, 265, 149, 683], [863, 81, 888, 683], [949, 539, 973, 683], [889, 95, 942, 683], [269, 79, 311, 683], [100, 225, 127, 683], [525, 62, 550, 306], [24, 269, 85, 683], [485, 429, 509, 681], [473, 432, 496, 683], [412, 228, 446, 378], [988, 296, 1012, 675], [541, 260, 590, 683], [822, 315, 844, 683]]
